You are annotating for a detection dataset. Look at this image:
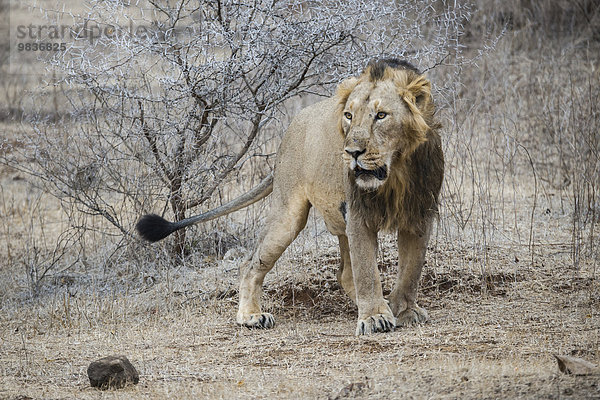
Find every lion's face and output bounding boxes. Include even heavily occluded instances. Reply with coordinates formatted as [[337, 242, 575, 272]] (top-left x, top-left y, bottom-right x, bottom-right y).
[[338, 68, 431, 191]]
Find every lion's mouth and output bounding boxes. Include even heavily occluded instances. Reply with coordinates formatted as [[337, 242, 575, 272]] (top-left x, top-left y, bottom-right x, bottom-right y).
[[354, 165, 388, 180]]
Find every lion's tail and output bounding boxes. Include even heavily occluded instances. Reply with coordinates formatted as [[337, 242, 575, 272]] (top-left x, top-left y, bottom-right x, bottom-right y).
[[136, 173, 274, 242]]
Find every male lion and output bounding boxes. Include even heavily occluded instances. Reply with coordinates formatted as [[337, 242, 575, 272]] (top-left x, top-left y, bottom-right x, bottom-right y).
[[137, 58, 444, 335]]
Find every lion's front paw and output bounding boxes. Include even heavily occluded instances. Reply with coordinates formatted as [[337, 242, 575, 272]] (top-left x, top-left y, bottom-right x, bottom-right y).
[[355, 314, 396, 335], [237, 312, 275, 329], [395, 305, 428, 327]]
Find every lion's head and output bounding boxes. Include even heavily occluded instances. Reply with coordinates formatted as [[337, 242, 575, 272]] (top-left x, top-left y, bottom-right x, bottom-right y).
[[337, 59, 435, 191]]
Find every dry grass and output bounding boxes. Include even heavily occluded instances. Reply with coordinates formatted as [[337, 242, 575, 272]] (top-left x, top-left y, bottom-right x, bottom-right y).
[[0, 245, 598, 399], [1, 0, 600, 398]]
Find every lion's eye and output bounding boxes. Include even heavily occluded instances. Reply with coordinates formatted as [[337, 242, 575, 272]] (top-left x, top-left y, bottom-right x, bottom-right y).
[[344, 112, 352, 120], [375, 112, 387, 120]]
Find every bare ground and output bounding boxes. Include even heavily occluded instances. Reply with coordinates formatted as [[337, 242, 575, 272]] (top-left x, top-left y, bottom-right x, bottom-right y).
[[0, 207, 598, 399]]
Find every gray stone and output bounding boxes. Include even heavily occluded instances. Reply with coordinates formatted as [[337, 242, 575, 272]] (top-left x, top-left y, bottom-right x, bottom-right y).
[[87, 355, 139, 389], [554, 354, 599, 376]]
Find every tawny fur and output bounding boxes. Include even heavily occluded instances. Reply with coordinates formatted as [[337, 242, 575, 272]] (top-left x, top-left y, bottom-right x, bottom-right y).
[[341, 62, 443, 233], [138, 59, 446, 335], [234, 58, 444, 335]]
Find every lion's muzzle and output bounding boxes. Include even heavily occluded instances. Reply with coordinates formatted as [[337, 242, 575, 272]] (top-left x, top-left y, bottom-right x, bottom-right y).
[[344, 147, 388, 183], [354, 164, 388, 180]]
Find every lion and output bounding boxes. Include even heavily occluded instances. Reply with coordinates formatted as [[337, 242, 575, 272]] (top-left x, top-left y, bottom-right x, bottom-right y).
[[137, 58, 444, 335]]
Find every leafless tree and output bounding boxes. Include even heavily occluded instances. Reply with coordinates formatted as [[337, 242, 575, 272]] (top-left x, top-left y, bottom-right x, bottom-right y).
[[5, 0, 473, 256]]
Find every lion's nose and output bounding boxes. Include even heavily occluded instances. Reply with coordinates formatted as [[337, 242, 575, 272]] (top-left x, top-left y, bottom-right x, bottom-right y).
[[345, 148, 366, 160]]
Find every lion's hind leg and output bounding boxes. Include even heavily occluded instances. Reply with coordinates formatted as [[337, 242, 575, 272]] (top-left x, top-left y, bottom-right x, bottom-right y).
[[388, 227, 431, 327], [237, 195, 311, 329]]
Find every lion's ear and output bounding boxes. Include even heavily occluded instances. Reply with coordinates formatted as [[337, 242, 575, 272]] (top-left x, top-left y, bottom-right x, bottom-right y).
[[406, 75, 431, 110], [399, 74, 432, 141], [336, 77, 359, 106]]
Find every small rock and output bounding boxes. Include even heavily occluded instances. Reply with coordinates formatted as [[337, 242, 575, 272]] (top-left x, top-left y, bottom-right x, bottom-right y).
[[554, 354, 599, 376], [87, 355, 139, 389]]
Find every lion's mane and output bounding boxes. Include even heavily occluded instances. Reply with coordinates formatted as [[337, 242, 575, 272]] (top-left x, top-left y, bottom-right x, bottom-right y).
[[338, 59, 444, 234]]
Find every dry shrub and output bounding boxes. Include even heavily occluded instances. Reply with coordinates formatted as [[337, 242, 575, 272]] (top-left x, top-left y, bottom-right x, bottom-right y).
[[471, 0, 600, 43], [2, 0, 476, 287], [527, 52, 599, 266], [433, 0, 600, 275]]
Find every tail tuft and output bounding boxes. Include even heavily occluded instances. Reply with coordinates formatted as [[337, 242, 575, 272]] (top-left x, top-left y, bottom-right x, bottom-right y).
[[136, 214, 177, 242]]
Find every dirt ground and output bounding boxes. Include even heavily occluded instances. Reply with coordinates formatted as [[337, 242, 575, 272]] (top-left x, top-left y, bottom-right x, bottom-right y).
[[0, 203, 598, 399]]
